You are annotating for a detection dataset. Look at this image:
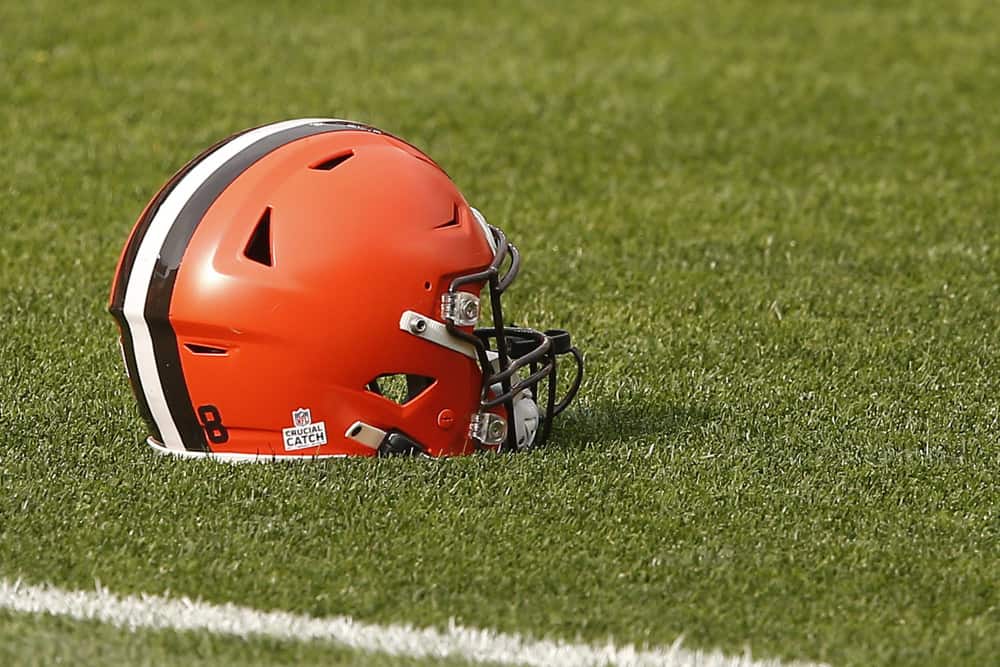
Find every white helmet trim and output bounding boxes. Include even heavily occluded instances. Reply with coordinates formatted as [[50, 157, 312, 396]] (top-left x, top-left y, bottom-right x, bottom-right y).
[[471, 207, 498, 256]]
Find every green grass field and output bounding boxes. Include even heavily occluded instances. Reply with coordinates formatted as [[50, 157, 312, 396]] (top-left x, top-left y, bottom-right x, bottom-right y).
[[0, 610, 476, 667], [1, 1, 998, 665]]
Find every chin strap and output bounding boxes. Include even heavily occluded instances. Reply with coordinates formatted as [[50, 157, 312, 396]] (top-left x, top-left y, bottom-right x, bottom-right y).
[[509, 384, 541, 449]]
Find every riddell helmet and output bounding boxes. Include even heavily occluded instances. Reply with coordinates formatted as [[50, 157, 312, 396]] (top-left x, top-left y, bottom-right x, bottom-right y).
[[109, 119, 582, 459]]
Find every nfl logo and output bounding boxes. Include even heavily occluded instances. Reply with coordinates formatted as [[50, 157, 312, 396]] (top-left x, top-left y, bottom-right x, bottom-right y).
[[292, 408, 312, 427]]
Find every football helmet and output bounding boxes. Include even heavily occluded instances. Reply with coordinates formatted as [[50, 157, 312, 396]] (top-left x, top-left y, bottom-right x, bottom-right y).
[[108, 119, 583, 459]]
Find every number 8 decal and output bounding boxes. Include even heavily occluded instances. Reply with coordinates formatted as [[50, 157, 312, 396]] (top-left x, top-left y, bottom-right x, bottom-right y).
[[196, 404, 229, 444]]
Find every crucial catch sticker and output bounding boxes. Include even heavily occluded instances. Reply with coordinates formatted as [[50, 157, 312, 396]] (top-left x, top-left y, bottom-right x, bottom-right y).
[[282, 408, 328, 450]]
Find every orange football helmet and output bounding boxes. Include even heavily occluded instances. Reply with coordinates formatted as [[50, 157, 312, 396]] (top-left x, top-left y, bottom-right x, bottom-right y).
[[109, 119, 582, 459]]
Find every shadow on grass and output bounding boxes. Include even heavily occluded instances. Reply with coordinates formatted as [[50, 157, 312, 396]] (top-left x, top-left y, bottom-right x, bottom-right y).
[[551, 397, 720, 449]]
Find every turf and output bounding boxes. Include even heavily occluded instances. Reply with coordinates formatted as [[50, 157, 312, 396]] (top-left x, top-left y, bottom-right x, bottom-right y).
[[0, 610, 479, 667], [1, 1, 998, 665]]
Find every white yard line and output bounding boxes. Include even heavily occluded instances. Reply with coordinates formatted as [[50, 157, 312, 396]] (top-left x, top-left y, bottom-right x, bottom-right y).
[[0, 578, 827, 667]]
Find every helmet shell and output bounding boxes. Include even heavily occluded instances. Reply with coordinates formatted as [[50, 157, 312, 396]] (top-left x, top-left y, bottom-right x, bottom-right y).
[[110, 121, 495, 457]]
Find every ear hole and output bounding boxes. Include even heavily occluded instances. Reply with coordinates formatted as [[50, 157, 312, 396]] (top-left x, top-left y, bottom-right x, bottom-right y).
[[244, 207, 272, 266], [310, 151, 354, 171], [424, 281, 432, 290], [366, 374, 435, 405]]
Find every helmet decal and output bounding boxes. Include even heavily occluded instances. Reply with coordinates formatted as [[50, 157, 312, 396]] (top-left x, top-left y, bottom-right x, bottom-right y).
[[281, 408, 328, 451]]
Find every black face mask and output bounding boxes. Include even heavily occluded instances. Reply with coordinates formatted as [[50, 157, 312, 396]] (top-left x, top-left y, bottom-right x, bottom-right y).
[[443, 217, 583, 452]]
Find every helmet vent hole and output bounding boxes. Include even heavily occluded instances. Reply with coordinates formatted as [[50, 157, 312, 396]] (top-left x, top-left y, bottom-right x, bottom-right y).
[[366, 374, 436, 405], [184, 343, 228, 356], [244, 207, 273, 266], [433, 204, 460, 229], [310, 151, 354, 171]]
